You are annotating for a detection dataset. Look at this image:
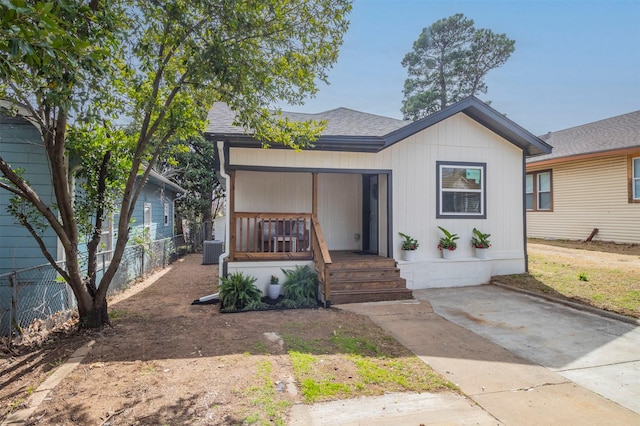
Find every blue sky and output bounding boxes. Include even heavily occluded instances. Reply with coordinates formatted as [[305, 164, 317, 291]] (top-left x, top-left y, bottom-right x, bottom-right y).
[[279, 0, 640, 135]]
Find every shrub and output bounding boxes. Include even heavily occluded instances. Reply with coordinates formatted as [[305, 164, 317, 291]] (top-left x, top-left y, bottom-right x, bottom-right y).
[[281, 265, 319, 304], [219, 271, 262, 312]]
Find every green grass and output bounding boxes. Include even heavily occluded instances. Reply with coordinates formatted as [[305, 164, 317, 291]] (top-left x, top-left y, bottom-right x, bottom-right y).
[[240, 360, 291, 425], [331, 331, 379, 356], [285, 330, 456, 403], [496, 246, 640, 318]]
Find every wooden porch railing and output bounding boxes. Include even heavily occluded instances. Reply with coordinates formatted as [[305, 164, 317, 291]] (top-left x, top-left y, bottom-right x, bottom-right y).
[[311, 216, 332, 307], [230, 212, 313, 261]]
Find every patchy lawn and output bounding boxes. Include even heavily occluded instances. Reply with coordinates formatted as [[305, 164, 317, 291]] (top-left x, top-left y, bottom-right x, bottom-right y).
[[1, 254, 455, 426], [495, 239, 640, 319]]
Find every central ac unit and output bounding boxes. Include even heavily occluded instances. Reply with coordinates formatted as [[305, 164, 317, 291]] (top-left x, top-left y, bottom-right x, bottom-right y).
[[203, 240, 224, 264]]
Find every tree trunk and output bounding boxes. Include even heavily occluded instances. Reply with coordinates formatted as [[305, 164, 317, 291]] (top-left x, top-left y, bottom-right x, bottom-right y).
[[77, 292, 109, 329]]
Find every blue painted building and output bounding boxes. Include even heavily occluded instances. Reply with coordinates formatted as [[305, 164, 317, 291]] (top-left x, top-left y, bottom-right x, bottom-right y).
[[0, 109, 185, 276]]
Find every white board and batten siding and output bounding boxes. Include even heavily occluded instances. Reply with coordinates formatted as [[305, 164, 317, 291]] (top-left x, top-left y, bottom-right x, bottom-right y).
[[528, 154, 640, 244], [229, 113, 528, 289]]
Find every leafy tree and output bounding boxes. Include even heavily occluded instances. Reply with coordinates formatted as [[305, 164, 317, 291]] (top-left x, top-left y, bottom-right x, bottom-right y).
[[161, 135, 224, 243], [401, 13, 515, 120], [0, 0, 352, 329]]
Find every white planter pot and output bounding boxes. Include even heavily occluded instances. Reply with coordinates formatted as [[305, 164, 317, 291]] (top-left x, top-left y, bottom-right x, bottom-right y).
[[268, 284, 281, 300], [401, 249, 418, 261], [441, 249, 455, 259], [475, 248, 489, 259]]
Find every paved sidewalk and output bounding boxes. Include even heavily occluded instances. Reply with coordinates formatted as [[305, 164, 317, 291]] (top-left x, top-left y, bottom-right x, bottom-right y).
[[334, 290, 639, 425]]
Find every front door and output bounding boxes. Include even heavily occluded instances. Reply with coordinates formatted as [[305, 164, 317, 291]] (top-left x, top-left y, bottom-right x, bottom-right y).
[[362, 175, 378, 253]]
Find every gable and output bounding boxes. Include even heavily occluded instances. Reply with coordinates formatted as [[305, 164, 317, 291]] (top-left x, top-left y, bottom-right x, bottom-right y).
[[206, 96, 551, 157]]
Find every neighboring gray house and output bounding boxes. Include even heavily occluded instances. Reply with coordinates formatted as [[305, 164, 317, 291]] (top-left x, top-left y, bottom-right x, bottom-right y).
[[527, 111, 640, 244], [0, 109, 185, 276]]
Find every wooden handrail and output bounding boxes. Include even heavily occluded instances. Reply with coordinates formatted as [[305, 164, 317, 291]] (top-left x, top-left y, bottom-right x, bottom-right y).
[[310, 216, 332, 307]]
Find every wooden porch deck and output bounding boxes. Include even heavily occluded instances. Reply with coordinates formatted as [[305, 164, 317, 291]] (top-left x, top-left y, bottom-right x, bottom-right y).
[[327, 251, 412, 305]]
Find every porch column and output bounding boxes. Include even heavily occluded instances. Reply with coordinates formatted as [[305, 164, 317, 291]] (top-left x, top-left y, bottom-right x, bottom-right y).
[[228, 170, 236, 261], [310, 173, 318, 253], [312, 172, 318, 217]]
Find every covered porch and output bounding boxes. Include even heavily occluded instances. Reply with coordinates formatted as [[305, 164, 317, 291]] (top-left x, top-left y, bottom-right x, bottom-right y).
[[224, 169, 409, 305]]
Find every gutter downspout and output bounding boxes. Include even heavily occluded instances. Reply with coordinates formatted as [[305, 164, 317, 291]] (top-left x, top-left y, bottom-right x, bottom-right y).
[[216, 141, 230, 278], [522, 152, 529, 273]]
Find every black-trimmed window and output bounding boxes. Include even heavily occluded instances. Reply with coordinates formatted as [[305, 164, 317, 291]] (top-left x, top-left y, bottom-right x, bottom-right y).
[[526, 170, 552, 211], [436, 161, 486, 218]]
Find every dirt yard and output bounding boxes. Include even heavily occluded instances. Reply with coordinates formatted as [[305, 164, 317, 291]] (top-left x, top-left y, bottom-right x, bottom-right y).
[[2, 240, 638, 424], [1, 255, 447, 425]]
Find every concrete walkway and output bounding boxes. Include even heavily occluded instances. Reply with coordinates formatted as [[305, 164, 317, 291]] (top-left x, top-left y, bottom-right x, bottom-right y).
[[324, 286, 639, 425]]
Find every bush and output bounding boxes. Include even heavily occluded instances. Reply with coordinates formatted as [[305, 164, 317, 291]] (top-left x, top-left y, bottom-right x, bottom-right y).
[[281, 265, 319, 304], [219, 271, 262, 312]]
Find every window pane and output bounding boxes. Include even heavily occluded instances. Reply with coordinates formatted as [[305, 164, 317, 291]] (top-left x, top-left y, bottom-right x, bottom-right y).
[[144, 204, 152, 226], [635, 180, 640, 199], [442, 167, 482, 189], [634, 158, 640, 178], [526, 174, 533, 193], [538, 172, 550, 192], [538, 192, 551, 210], [442, 192, 481, 213], [526, 193, 533, 210]]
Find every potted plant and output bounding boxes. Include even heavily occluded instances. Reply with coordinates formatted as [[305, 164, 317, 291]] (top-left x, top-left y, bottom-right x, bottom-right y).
[[267, 275, 281, 300], [437, 226, 459, 259], [399, 232, 419, 261], [471, 228, 491, 259]]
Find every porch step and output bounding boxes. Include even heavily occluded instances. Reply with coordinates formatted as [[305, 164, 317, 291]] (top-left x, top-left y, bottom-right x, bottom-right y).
[[330, 288, 413, 305], [330, 256, 397, 270], [331, 277, 407, 291], [326, 251, 412, 305], [330, 267, 401, 281]]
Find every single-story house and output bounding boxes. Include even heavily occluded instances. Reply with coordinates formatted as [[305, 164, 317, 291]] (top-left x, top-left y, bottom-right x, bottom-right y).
[[526, 110, 640, 244], [0, 108, 185, 276], [206, 96, 551, 305]]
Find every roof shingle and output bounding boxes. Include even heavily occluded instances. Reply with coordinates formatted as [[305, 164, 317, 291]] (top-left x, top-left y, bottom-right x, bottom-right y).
[[206, 103, 409, 137], [528, 110, 640, 163]]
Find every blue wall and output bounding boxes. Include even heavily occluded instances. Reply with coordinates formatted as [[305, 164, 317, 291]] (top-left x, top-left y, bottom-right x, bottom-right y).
[[1, 113, 181, 276], [0, 115, 58, 275]]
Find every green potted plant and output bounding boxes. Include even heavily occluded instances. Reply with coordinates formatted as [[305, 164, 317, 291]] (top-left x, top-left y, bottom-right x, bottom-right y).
[[268, 274, 281, 300], [471, 228, 491, 259], [437, 226, 459, 259], [399, 232, 419, 261]]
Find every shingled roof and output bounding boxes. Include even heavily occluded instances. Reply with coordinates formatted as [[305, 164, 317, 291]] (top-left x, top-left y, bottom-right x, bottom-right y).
[[206, 102, 409, 137], [528, 110, 640, 163], [206, 97, 551, 156]]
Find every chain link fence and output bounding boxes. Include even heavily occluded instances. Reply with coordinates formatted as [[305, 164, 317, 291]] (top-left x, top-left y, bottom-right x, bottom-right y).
[[0, 235, 191, 339]]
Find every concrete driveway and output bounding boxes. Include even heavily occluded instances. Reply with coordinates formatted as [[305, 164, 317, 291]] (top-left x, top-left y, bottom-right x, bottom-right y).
[[325, 285, 639, 425], [414, 285, 640, 414]]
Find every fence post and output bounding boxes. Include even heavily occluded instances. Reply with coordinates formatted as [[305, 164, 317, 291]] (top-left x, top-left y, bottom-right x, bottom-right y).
[[9, 273, 20, 339], [140, 245, 145, 277], [163, 239, 167, 267]]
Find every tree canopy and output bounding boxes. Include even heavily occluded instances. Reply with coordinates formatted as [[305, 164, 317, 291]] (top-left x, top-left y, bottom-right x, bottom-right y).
[[401, 13, 515, 120], [0, 0, 352, 329]]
